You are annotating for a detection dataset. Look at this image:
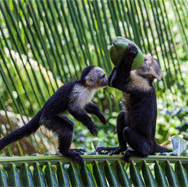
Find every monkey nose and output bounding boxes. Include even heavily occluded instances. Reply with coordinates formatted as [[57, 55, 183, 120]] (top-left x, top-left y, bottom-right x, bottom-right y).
[[102, 79, 108, 86], [105, 79, 109, 86]]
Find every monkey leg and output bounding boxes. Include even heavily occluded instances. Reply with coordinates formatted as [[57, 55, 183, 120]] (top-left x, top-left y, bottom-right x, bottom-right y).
[[117, 111, 129, 150], [123, 126, 151, 161], [42, 115, 84, 166], [122, 150, 145, 162], [96, 111, 128, 155], [58, 139, 85, 166]]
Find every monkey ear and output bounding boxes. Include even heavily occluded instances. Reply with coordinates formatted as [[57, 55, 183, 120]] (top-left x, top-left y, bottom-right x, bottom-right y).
[[150, 58, 162, 79], [85, 75, 94, 86], [143, 54, 162, 79]]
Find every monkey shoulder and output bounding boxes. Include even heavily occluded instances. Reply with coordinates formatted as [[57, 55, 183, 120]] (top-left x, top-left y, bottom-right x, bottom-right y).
[[123, 73, 156, 116], [57, 81, 77, 94], [69, 83, 97, 111], [127, 71, 153, 93], [41, 81, 77, 117], [45, 81, 76, 103]]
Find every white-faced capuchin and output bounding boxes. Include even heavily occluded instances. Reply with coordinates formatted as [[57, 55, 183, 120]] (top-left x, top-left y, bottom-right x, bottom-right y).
[[97, 43, 171, 162], [0, 66, 108, 165]]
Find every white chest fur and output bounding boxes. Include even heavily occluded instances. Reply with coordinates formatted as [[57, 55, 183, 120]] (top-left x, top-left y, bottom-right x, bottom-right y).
[[70, 85, 97, 110]]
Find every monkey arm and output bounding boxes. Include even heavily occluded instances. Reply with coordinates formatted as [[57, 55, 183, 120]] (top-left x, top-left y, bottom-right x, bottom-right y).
[[84, 102, 107, 125], [108, 67, 117, 85], [108, 43, 138, 92], [69, 109, 98, 136]]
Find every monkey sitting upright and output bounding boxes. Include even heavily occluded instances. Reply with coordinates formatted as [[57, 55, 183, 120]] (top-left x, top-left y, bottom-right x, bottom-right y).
[[0, 66, 108, 165], [97, 43, 171, 162]]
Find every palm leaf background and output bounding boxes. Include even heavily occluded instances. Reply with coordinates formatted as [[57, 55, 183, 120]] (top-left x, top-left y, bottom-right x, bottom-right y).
[[0, 0, 187, 155]]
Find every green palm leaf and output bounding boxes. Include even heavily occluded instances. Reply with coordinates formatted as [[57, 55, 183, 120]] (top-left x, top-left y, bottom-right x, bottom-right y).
[[0, 0, 187, 154]]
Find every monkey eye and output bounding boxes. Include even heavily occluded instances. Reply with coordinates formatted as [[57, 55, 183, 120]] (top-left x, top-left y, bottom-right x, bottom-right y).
[[89, 78, 93, 82], [101, 74, 105, 78]]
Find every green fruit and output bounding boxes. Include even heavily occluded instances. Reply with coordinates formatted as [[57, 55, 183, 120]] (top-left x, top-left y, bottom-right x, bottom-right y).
[[109, 36, 144, 70]]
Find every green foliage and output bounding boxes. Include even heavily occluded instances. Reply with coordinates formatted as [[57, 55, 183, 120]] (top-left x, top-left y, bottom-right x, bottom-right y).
[[0, 0, 187, 154], [1, 155, 188, 187]]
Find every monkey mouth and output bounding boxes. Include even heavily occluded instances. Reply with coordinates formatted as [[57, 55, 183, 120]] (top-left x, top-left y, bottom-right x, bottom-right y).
[[100, 81, 108, 87], [104, 82, 108, 86]]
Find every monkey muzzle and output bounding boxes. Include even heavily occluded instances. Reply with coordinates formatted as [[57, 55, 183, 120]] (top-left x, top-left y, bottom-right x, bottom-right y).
[[100, 78, 108, 87]]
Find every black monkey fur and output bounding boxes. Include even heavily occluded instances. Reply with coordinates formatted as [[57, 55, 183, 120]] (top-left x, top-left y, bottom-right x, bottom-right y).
[[97, 43, 171, 162], [0, 65, 108, 165]]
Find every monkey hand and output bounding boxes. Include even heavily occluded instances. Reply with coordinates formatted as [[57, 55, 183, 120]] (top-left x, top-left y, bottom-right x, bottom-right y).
[[88, 123, 98, 136], [108, 44, 139, 92], [115, 43, 139, 73], [126, 43, 139, 60], [100, 116, 107, 125], [98, 112, 107, 125]]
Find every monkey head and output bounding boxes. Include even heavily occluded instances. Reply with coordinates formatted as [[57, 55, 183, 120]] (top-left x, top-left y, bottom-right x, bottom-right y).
[[136, 54, 162, 82], [85, 67, 108, 88], [80, 66, 108, 88]]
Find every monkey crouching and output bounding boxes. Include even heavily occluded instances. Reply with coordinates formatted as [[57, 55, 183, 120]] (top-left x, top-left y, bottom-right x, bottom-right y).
[[0, 65, 108, 166], [97, 43, 171, 162]]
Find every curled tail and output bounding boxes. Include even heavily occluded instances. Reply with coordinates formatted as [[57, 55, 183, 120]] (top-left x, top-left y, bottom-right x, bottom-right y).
[[0, 110, 42, 151], [154, 142, 172, 153]]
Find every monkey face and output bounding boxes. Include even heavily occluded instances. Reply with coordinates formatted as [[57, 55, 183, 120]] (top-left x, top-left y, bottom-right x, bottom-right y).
[[85, 67, 108, 88], [136, 54, 162, 80]]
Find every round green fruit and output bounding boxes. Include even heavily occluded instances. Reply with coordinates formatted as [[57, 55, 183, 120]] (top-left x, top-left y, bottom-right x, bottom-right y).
[[109, 36, 144, 70]]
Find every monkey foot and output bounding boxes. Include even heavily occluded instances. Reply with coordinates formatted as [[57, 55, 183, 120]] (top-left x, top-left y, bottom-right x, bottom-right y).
[[74, 155, 85, 166], [96, 146, 126, 155], [71, 148, 86, 154], [122, 150, 131, 162], [96, 146, 115, 152], [122, 155, 131, 163], [63, 150, 85, 166]]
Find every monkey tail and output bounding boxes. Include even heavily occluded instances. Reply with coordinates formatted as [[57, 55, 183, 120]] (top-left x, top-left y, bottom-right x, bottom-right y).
[[154, 142, 172, 153], [0, 110, 42, 151]]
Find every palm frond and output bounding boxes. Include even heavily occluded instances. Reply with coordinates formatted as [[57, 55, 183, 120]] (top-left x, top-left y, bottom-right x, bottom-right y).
[[0, 0, 187, 154]]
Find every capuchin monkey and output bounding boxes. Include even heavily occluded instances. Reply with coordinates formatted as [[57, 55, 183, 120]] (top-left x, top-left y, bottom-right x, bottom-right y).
[[97, 43, 171, 162], [0, 66, 108, 166]]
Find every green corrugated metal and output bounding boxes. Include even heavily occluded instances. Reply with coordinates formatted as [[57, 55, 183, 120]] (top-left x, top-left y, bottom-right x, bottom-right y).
[[0, 155, 188, 186]]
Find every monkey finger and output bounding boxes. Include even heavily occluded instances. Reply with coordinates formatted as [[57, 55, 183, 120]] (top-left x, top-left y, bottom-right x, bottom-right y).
[[75, 156, 85, 166], [96, 147, 115, 152], [109, 149, 122, 156], [122, 155, 131, 163], [78, 148, 86, 152], [72, 148, 86, 153], [109, 152, 115, 156], [96, 147, 107, 152], [93, 130, 98, 136], [127, 43, 138, 53], [89, 128, 98, 136], [101, 118, 107, 125], [92, 132, 98, 136], [127, 43, 138, 58]]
